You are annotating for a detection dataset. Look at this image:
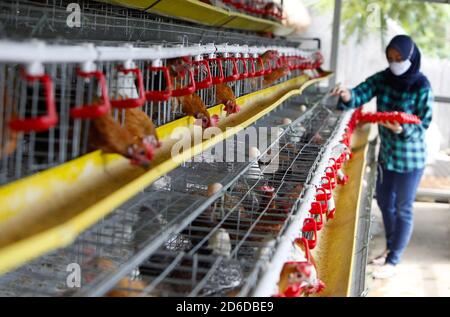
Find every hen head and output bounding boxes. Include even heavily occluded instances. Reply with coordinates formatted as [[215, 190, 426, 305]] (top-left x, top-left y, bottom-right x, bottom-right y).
[[224, 100, 241, 115], [264, 50, 280, 61], [295, 262, 314, 280], [197, 113, 219, 129], [281, 66, 290, 76], [169, 56, 192, 77], [127, 142, 153, 167], [303, 280, 326, 295], [259, 185, 276, 199]]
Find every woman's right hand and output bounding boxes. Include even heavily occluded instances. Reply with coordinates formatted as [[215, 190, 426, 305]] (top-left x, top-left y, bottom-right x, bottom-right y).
[[331, 84, 351, 103]]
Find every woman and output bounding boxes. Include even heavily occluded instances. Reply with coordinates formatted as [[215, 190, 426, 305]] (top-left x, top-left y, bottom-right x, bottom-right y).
[[331, 35, 433, 279]]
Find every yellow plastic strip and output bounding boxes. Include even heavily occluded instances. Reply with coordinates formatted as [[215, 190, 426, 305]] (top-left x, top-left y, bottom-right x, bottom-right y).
[[146, 0, 232, 27], [312, 125, 370, 297], [0, 72, 332, 275], [97, 0, 159, 10]]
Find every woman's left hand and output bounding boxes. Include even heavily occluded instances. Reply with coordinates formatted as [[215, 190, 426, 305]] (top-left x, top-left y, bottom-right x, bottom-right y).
[[379, 121, 403, 134]]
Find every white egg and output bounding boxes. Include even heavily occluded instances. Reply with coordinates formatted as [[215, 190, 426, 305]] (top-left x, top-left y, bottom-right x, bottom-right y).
[[207, 183, 223, 197], [300, 104, 307, 112], [208, 228, 231, 258], [249, 146, 261, 159]]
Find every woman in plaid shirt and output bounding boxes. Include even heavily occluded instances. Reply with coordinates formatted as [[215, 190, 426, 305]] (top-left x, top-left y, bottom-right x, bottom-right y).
[[332, 35, 433, 279]]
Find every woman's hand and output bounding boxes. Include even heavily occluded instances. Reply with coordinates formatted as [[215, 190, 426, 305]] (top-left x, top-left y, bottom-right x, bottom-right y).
[[330, 83, 351, 103], [379, 121, 403, 134]]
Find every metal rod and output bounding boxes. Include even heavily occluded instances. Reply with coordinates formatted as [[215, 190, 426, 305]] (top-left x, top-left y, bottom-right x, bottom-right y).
[[329, 0, 342, 88]]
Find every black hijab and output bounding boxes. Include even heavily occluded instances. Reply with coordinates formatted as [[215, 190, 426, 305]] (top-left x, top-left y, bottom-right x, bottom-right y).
[[384, 35, 430, 91]]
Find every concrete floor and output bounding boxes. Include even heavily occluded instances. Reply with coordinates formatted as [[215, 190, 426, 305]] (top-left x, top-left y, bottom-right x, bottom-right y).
[[367, 201, 450, 297]]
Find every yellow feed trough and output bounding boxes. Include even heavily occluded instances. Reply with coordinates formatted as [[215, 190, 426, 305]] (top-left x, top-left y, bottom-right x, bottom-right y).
[[312, 124, 371, 296]]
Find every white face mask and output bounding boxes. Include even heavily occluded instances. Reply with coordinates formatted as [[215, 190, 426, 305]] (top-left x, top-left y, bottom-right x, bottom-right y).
[[389, 59, 411, 76]]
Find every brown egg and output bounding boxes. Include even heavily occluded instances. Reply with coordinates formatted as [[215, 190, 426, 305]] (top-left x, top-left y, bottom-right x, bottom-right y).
[[281, 118, 292, 125], [207, 183, 223, 197]]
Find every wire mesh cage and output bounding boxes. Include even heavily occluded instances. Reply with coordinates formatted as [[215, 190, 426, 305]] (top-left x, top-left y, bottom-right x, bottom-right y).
[[0, 0, 337, 298], [0, 91, 343, 296], [0, 41, 323, 186]]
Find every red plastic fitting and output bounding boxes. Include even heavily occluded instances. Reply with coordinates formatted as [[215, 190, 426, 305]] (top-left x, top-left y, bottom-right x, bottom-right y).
[[236, 57, 249, 80], [145, 65, 172, 102], [315, 187, 329, 215], [206, 57, 225, 85], [220, 57, 239, 83], [171, 68, 196, 97], [287, 56, 297, 71], [302, 218, 318, 249], [329, 157, 341, 172], [245, 57, 256, 78], [321, 177, 336, 219], [9, 72, 58, 132], [110, 66, 146, 109], [70, 70, 111, 119], [294, 56, 305, 70], [253, 56, 266, 77], [192, 59, 212, 90], [358, 111, 421, 124], [324, 166, 337, 189], [263, 56, 274, 75], [336, 169, 349, 186], [295, 237, 312, 262], [309, 202, 324, 231]]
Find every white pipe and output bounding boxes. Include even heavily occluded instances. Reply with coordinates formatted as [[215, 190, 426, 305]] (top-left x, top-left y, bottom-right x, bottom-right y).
[[0, 40, 317, 65], [0, 40, 97, 63], [0, 41, 216, 64], [247, 45, 311, 58], [252, 110, 354, 297], [96, 43, 216, 61], [215, 43, 244, 55]]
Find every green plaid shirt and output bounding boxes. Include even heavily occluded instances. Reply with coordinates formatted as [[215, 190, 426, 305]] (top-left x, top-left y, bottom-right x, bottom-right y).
[[337, 71, 433, 173]]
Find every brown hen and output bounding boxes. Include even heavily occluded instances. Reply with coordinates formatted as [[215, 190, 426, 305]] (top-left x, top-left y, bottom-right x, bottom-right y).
[[89, 112, 153, 167], [179, 93, 219, 129], [87, 258, 145, 297], [166, 56, 192, 79], [263, 66, 290, 87], [215, 83, 240, 115], [119, 107, 160, 151], [0, 90, 18, 159]]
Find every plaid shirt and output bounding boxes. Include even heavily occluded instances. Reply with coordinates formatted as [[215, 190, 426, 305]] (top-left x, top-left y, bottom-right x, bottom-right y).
[[337, 71, 433, 173]]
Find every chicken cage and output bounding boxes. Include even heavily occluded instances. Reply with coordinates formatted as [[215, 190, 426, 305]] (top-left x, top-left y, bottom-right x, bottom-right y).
[[0, 0, 370, 298], [0, 90, 348, 296], [0, 39, 323, 186]]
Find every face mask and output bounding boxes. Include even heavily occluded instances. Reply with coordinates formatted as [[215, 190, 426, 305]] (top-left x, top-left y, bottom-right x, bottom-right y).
[[389, 59, 411, 76]]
